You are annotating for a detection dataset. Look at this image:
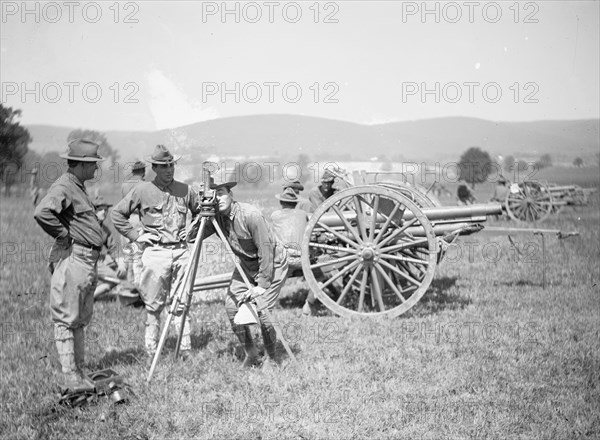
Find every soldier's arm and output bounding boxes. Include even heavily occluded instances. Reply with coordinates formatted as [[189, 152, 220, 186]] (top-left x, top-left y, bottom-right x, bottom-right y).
[[33, 185, 71, 239], [111, 188, 140, 241], [249, 212, 275, 289]]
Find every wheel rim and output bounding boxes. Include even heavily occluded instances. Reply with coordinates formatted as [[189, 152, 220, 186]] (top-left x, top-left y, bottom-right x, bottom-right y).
[[505, 181, 553, 224], [301, 186, 438, 318]]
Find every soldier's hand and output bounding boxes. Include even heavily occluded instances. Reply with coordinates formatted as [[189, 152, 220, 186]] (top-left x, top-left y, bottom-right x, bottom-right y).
[[56, 235, 71, 249], [243, 286, 266, 303], [116, 258, 128, 279]]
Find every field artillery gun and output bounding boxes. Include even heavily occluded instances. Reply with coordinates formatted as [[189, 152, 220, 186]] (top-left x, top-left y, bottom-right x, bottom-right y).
[[546, 184, 597, 213], [194, 166, 502, 318], [503, 180, 597, 223]]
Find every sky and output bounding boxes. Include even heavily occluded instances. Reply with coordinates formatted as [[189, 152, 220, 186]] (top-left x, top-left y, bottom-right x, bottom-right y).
[[1, 1, 599, 131]]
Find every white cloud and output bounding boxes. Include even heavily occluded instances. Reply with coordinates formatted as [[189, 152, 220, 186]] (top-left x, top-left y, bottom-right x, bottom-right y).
[[145, 69, 219, 130]]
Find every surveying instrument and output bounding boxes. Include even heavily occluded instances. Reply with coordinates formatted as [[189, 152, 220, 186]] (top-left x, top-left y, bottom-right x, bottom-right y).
[[147, 165, 298, 383]]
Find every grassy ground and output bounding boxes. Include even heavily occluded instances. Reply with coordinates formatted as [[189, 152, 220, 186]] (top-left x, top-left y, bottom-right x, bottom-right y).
[[1, 170, 599, 439]]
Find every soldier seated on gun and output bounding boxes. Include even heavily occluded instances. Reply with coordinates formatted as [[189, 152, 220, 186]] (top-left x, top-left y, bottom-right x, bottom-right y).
[[307, 170, 338, 212], [457, 181, 477, 205]]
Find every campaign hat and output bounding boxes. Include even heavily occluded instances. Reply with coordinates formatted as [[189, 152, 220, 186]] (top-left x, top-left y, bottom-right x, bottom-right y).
[[283, 180, 304, 191], [275, 187, 299, 203], [146, 145, 181, 165], [60, 138, 104, 162]]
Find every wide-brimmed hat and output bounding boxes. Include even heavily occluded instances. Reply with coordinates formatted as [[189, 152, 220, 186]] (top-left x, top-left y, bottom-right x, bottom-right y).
[[132, 160, 146, 171], [146, 145, 181, 165], [283, 180, 304, 191], [60, 138, 104, 162], [275, 187, 299, 203], [209, 173, 237, 190], [321, 170, 335, 183], [92, 195, 112, 209]]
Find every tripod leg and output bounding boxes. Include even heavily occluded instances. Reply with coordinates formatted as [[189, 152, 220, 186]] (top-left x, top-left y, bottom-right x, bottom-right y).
[[174, 217, 208, 359], [211, 218, 299, 367], [147, 217, 208, 383]]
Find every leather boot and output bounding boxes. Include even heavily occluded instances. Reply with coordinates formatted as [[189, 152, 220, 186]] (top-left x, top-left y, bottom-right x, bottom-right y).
[[260, 324, 278, 362], [230, 322, 259, 367], [54, 325, 91, 391]]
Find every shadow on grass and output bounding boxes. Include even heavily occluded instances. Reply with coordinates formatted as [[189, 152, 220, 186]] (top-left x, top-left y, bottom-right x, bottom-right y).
[[407, 276, 472, 317]]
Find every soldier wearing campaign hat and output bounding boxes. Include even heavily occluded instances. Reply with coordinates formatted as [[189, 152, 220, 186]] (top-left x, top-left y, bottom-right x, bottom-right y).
[[34, 137, 105, 390], [282, 179, 313, 213], [307, 170, 338, 212], [112, 145, 201, 360]]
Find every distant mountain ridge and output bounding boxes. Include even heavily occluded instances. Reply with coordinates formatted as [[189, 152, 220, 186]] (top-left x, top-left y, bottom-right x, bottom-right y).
[[25, 115, 599, 162]]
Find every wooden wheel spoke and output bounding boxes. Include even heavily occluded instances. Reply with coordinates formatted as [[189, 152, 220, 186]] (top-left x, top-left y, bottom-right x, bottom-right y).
[[369, 195, 380, 241], [378, 258, 422, 287], [373, 201, 402, 245], [320, 260, 361, 290], [309, 254, 356, 270], [374, 262, 406, 303], [352, 195, 369, 240], [308, 242, 358, 255], [380, 253, 429, 265], [369, 267, 386, 311], [331, 205, 363, 245], [380, 237, 429, 254], [315, 221, 361, 249], [336, 264, 363, 305], [376, 217, 419, 249], [357, 269, 369, 312]]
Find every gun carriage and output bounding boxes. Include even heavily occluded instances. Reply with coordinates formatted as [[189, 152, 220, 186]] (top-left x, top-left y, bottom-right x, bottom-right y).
[[193, 166, 501, 318], [503, 180, 596, 223]]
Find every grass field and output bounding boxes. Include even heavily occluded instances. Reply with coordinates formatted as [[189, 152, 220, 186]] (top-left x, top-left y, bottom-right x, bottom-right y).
[[1, 167, 599, 439]]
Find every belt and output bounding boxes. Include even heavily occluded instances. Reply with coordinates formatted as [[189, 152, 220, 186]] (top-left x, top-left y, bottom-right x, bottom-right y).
[[73, 241, 102, 252]]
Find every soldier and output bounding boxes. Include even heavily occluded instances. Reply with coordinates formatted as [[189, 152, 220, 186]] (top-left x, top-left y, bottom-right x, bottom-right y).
[[33, 138, 104, 390], [197, 174, 289, 367], [457, 181, 477, 205], [490, 175, 510, 203], [120, 160, 146, 287], [111, 145, 201, 359], [282, 179, 313, 213], [307, 170, 338, 211], [271, 187, 320, 316]]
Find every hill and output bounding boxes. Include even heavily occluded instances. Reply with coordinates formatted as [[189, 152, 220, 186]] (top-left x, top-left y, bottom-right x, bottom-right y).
[[25, 115, 599, 163]]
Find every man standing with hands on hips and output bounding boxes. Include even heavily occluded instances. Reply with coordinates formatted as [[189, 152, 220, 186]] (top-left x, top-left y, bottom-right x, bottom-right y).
[[111, 145, 201, 360], [34, 138, 104, 390]]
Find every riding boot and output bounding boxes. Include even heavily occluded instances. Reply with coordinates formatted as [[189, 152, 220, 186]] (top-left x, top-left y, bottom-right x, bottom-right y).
[[260, 324, 278, 361], [145, 310, 161, 356], [230, 321, 259, 367]]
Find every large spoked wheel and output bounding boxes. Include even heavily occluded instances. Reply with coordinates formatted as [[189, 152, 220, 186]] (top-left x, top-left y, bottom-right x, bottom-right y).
[[505, 181, 554, 224], [301, 186, 438, 318]]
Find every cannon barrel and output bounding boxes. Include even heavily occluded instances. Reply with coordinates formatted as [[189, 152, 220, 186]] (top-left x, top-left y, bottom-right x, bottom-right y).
[[315, 203, 502, 229]]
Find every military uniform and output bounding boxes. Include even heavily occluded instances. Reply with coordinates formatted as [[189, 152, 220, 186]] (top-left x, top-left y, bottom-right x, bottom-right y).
[[33, 139, 103, 388], [120, 166, 145, 286], [111, 149, 200, 355], [200, 177, 288, 366]]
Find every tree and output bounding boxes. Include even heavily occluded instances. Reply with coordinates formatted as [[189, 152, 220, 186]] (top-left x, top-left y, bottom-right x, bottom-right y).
[[503, 155, 515, 172], [573, 157, 584, 168], [0, 104, 32, 196], [457, 147, 494, 188], [535, 153, 553, 170]]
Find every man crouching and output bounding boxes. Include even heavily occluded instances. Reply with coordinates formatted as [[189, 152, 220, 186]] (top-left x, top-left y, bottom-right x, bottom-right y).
[[197, 174, 288, 367]]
